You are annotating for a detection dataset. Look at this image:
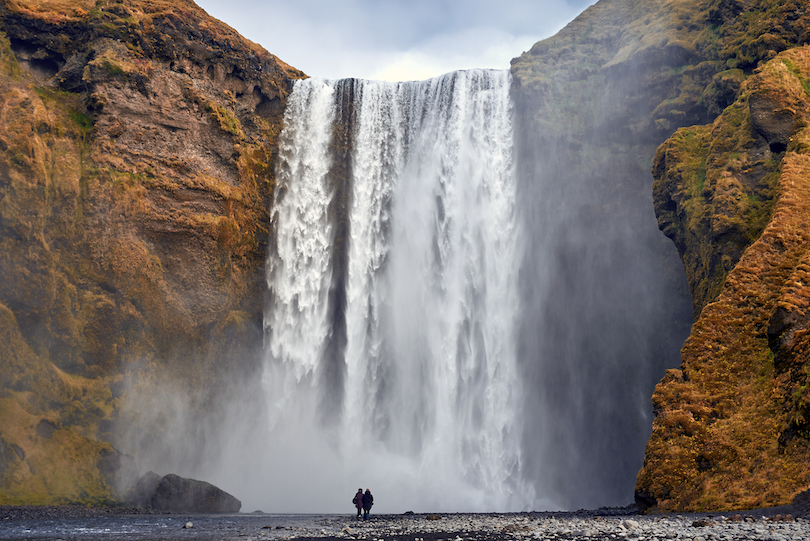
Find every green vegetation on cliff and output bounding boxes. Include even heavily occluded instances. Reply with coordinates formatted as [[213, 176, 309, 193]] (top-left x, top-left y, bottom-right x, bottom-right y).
[[639, 39, 810, 514], [0, 0, 304, 504], [512, 0, 810, 141], [511, 0, 810, 513]]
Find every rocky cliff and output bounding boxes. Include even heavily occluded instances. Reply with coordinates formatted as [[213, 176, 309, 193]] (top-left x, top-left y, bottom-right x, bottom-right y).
[[0, 0, 303, 504], [639, 42, 810, 512], [511, 0, 810, 512]]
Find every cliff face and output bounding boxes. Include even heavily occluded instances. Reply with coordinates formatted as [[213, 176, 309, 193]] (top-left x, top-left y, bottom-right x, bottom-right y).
[[638, 48, 810, 513], [0, 0, 303, 504], [509, 0, 700, 508], [635, 0, 810, 512], [512, 0, 810, 511]]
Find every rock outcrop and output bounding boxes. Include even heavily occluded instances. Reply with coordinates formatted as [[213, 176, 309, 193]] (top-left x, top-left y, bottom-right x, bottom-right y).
[[0, 0, 304, 504], [125, 470, 161, 508], [512, 0, 810, 511], [150, 473, 240, 513], [627, 0, 810, 513], [637, 47, 810, 512], [121, 470, 240, 512]]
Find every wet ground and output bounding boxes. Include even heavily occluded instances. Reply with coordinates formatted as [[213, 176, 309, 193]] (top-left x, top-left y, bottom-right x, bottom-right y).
[[0, 508, 632, 541], [1, 505, 808, 541], [0, 511, 342, 541]]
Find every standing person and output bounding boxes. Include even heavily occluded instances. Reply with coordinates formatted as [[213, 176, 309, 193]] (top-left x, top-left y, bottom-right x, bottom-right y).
[[352, 488, 363, 519], [361, 488, 373, 520]]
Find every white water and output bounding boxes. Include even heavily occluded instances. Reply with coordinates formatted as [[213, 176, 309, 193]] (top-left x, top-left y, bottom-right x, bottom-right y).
[[262, 70, 547, 513]]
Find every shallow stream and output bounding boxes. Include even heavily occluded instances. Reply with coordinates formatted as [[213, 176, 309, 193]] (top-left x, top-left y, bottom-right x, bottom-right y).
[[0, 513, 342, 541]]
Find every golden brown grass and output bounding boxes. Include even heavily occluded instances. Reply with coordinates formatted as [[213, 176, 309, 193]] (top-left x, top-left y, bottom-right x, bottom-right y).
[[0, 0, 300, 504], [3, 0, 305, 79], [638, 47, 810, 512]]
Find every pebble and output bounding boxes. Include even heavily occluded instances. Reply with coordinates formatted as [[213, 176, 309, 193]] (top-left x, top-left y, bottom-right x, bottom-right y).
[[624, 519, 640, 530], [252, 513, 810, 541]]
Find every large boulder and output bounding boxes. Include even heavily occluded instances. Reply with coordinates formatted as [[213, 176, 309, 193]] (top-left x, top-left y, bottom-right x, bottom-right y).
[[124, 471, 163, 508], [150, 474, 241, 513]]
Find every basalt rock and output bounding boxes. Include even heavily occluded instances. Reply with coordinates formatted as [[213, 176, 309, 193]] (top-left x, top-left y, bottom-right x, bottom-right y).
[[125, 470, 162, 508], [119, 470, 240, 512], [150, 473, 241, 513]]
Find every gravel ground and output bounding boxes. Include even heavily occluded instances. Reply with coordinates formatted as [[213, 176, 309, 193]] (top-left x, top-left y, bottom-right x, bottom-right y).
[[0, 505, 170, 520], [321, 512, 810, 541], [1, 506, 809, 540]]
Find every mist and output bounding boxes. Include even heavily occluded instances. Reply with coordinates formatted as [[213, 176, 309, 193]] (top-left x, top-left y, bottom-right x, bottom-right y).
[[118, 70, 555, 514], [115, 21, 693, 515], [511, 53, 694, 508]]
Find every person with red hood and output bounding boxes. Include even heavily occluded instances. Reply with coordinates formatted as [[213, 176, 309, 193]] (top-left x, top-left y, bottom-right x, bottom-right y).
[[352, 488, 363, 519]]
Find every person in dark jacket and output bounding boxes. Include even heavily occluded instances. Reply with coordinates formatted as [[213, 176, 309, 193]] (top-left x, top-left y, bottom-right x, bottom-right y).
[[361, 488, 373, 520], [352, 488, 363, 518]]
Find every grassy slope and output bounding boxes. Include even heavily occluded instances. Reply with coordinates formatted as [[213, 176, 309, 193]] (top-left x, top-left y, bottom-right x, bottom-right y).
[[638, 48, 810, 512]]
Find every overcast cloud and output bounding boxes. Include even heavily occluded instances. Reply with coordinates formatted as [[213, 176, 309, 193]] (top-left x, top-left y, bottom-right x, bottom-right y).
[[195, 0, 598, 81]]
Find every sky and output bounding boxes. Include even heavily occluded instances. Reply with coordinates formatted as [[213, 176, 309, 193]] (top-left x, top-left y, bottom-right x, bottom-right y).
[[195, 0, 598, 82]]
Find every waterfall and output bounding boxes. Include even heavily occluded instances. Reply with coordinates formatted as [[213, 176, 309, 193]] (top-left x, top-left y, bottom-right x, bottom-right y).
[[263, 70, 542, 512]]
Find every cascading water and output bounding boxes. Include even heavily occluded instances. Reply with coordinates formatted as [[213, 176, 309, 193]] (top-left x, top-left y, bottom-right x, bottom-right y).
[[119, 62, 691, 515], [263, 70, 546, 513]]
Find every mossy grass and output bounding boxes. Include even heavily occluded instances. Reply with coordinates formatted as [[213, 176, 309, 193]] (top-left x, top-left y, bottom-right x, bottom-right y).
[[640, 48, 810, 512]]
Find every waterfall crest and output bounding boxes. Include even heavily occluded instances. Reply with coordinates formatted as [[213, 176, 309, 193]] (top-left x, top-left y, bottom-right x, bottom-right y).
[[264, 70, 541, 512]]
